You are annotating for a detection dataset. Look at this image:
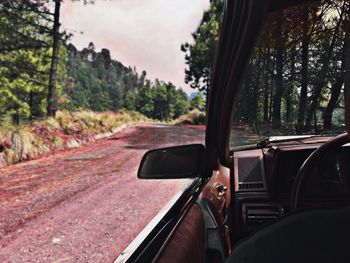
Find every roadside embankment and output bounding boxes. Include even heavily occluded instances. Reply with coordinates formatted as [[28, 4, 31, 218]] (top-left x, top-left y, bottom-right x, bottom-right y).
[[175, 109, 206, 125], [0, 110, 147, 168]]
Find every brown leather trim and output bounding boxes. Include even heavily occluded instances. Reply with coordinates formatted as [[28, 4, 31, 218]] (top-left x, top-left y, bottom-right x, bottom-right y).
[[156, 204, 205, 263]]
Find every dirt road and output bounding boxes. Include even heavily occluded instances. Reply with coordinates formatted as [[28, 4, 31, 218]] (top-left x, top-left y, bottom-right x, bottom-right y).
[[0, 124, 205, 263]]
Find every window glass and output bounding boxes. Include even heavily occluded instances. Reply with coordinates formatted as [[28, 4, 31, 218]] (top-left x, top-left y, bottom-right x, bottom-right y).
[[230, 0, 349, 148]]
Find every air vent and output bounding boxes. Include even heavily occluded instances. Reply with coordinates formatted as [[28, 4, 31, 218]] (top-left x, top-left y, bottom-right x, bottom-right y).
[[239, 182, 264, 190], [245, 206, 284, 231]]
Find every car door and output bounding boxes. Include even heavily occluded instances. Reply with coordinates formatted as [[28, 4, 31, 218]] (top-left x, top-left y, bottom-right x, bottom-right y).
[[115, 0, 271, 262]]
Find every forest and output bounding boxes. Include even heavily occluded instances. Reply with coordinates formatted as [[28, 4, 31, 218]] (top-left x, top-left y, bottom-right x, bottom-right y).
[[184, 0, 349, 135], [4, 0, 346, 137], [234, 0, 350, 134], [63, 42, 195, 121], [0, 1, 202, 126]]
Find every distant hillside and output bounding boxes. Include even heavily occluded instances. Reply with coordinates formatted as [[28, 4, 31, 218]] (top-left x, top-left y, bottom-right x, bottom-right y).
[[62, 42, 190, 121], [0, 2, 193, 126], [63, 42, 144, 111]]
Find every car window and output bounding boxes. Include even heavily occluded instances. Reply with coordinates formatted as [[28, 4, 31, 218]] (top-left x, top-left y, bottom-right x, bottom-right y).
[[0, 1, 209, 261], [230, 0, 349, 148]]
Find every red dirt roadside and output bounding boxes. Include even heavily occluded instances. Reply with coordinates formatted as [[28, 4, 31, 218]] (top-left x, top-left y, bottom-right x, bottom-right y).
[[0, 123, 205, 263]]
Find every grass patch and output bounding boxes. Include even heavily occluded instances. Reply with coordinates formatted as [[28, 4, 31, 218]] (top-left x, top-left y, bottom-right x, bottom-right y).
[[176, 109, 206, 125], [0, 110, 148, 167], [0, 126, 44, 164]]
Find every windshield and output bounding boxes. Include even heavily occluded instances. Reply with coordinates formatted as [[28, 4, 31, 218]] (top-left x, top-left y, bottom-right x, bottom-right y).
[[230, 0, 349, 148]]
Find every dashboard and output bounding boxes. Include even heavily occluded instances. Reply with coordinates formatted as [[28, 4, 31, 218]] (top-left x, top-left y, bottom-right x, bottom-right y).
[[231, 142, 350, 240]]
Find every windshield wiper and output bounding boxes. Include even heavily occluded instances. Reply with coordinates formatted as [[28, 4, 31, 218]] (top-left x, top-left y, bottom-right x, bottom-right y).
[[257, 135, 318, 148]]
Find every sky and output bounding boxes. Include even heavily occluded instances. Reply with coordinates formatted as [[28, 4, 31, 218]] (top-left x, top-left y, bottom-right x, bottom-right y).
[[61, 0, 210, 94]]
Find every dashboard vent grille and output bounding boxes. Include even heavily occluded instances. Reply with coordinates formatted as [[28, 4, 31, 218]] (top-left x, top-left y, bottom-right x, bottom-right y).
[[239, 182, 264, 190], [245, 206, 284, 231]]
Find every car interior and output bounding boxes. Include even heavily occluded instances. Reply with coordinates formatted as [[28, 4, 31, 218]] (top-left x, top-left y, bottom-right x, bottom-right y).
[[116, 0, 350, 262], [152, 133, 350, 263], [149, 0, 350, 262]]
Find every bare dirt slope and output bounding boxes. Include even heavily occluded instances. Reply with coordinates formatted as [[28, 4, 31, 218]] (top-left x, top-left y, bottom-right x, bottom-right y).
[[0, 124, 204, 263]]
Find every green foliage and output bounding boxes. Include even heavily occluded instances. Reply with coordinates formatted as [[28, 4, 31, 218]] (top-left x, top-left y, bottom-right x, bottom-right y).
[[124, 91, 136, 111], [0, 1, 67, 124], [173, 89, 191, 119], [181, 0, 224, 92], [176, 109, 206, 125], [0, 1, 51, 54], [54, 110, 147, 134], [136, 82, 154, 117], [63, 46, 119, 112], [0, 109, 149, 166], [62, 43, 191, 121], [0, 2, 191, 126], [190, 92, 205, 111], [0, 45, 67, 124], [0, 125, 47, 165], [152, 83, 168, 120]]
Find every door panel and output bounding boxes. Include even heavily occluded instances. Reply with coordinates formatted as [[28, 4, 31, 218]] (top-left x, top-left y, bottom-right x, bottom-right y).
[[198, 165, 232, 260], [156, 204, 205, 263]]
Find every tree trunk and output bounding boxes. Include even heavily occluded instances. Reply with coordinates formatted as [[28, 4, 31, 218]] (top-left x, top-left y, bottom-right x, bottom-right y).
[[47, 0, 61, 117], [323, 78, 344, 130], [305, 63, 330, 128], [263, 49, 270, 123], [269, 85, 273, 123], [285, 45, 296, 123], [285, 96, 292, 123], [29, 90, 34, 120], [242, 61, 254, 124], [297, 8, 309, 128], [324, 27, 349, 130], [249, 52, 262, 124], [272, 14, 284, 129], [313, 108, 317, 133], [263, 84, 269, 122], [12, 109, 20, 125], [305, 4, 345, 128], [272, 53, 283, 129]]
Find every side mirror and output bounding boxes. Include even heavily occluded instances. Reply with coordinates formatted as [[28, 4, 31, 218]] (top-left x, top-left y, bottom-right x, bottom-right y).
[[137, 144, 205, 179]]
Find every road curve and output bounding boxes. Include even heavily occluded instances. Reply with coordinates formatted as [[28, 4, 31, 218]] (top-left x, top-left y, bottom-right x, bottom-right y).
[[0, 123, 205, 263]]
